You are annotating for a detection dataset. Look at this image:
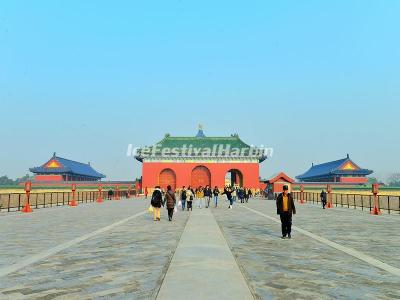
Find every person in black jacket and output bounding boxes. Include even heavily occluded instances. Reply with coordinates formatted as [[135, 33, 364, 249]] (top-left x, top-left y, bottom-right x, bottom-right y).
[[276, 185, 296, 239], [320, 190, 327, 209], [213, 186, 220, 207], [238, 188, 244, 203], [151, 186, 163, 221], [204, 185, 212, 208], [180, 186, 187, 211], [222, 186, 234, 209], [107, 189, 114, 200]]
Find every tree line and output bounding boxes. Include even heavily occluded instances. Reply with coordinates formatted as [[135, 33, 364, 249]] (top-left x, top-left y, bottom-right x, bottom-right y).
[[0, 175, 34, 186], [387, 173, 400, 187]]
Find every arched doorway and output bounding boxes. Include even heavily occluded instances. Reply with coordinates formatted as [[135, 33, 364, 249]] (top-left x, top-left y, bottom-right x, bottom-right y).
[[191, 166, 211, 188], [225, 169, 243, 187], [159, 168, 176, 191]]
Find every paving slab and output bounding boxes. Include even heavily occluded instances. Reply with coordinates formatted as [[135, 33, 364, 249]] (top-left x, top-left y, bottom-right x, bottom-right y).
[[1, 197, 399, 299], [0, 199, 189, 299], [0, 198, 147, 269], [211, 199, 400, 299], [156, 207, 254, 300]]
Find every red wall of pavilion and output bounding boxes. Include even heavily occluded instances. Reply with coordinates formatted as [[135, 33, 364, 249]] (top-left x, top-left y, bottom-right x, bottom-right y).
[[35, 175, 63, 182], [339, 177, 368, 183], [142, 162, 260, 189]]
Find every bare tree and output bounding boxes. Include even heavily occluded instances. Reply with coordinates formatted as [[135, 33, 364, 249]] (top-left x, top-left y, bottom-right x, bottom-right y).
[[387, 173, 400, 187]]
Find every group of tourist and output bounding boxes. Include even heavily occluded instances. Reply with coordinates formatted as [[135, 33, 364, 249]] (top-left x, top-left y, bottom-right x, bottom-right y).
[[149, 185, 255, 221], [149, 184, 298, 241], [150, 185, 177, 222]]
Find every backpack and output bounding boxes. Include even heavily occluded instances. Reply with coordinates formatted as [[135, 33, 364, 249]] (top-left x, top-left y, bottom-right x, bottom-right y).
[[181, 190, 187, 200], [151, 190, 161, 206]]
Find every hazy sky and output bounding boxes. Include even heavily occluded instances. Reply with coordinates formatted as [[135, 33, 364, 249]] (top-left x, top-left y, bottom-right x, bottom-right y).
[[1, 1, 399, 181]]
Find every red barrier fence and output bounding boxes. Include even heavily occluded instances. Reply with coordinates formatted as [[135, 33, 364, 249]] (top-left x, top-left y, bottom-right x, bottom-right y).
[[292, 192, 400, 214]]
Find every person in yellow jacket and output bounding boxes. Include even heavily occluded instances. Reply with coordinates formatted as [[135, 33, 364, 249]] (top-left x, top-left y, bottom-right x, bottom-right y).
[[276, 185, 296, 239], [196, 186, 204, 209]]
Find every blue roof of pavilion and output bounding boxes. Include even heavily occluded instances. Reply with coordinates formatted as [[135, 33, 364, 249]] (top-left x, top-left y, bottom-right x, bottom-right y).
[[30, 154, 106, 179], [195, 128, 206, 138], [296, 155, 373, 180]]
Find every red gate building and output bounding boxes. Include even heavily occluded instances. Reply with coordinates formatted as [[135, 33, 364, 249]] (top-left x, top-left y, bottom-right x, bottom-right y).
[[135, 127, 266, 191]]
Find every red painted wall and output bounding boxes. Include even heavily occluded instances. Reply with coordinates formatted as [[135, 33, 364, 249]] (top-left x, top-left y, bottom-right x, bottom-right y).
[[35, 175, 63, 182], [339, 177, 368, 183], [142, 162, 260, 189]]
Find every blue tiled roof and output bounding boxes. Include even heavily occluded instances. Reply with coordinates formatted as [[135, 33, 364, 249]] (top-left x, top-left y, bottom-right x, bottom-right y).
[[296, 156, 372, 180], [30, 155, 106, 178], [195, 129, 206, 138]]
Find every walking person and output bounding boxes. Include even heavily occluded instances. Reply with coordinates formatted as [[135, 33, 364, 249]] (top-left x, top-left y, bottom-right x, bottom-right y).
[[180, 186, 187, 211], [222, 186, 234, 209], [244, 188, 249, 203], [320, 189, 327, 209], [107, 189, 113, 200], [213, 186, 220, 207], [150, 186, 163, 221], [204, 185, 212, 208], [164, 185, 176, 221], [276, 185, 296, 239], [196, 186, 204, 209], [238, 187, 243, 203], [232, 187, 237, 202], [186, 186, 193, 211]]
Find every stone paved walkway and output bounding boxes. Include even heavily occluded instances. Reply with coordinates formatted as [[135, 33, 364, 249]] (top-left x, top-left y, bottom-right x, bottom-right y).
[[0, 197, 399, 299], [0, 199, 189, 299], [157, 207, 253, 300], [212, 199, 400, 299]]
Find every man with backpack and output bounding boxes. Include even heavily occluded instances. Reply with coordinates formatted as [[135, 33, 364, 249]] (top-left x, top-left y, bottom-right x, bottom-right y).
[[180, 186, 187, 211], [150, 186, 163, 221]]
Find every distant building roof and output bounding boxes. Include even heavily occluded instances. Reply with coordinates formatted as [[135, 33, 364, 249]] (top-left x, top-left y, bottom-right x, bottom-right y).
[[296, 154, 373, 180], [154, 135, 250, 150], [195, 124, 206, 138], [30, 153, 106, 179], [135, 127, 267, 162], [265, 172, 295, 184]]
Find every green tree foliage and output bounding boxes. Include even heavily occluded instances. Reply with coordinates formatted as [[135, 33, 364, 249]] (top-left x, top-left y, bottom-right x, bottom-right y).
[[0, 174, 34, 185], [367, 177, 378, 184], [15, 174, 34, 183], [0, 176, 16, 185]]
